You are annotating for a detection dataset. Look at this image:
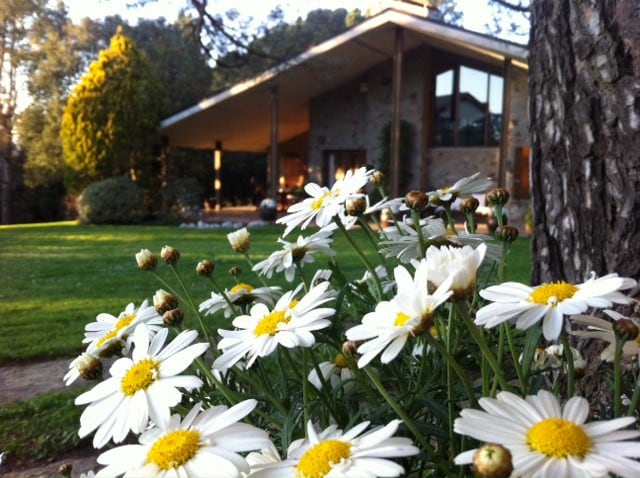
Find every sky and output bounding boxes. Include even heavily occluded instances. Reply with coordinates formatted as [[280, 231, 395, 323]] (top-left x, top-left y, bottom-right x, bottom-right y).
[[63, 0, 499, 35]]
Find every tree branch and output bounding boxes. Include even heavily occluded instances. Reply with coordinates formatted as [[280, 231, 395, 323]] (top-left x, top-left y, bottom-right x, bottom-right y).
[[489, 0, 530, 13]]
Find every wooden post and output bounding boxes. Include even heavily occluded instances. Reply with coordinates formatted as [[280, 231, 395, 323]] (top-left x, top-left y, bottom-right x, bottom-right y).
[[498, 58, 512, 188], [390, 27, 404, 198], [270, 86, 279, 200]]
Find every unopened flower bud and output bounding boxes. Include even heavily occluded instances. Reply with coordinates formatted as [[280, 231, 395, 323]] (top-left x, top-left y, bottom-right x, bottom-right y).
[[153, 289, 179, 314], [58, 463, 73, 477], [160, 245, 180, 265], [229, 266, 242, 277], [371, 170, 385, 185], [163, 308, 184, 327], [135, 248, 157, 271], [196, 259, 215, 277], [613, 318, 639, 341], [574, 357, 587, 379], [345, 195, 367, 216], [472, 443, 513, 478], [486, 188, 510, 208], [495, 225, 519, 244], [342, 340, 361, 358], [75, 352, 103, 380], [459, 196, 479, 215], [227, 227, 250, 253], [405, 190, 428, 210]]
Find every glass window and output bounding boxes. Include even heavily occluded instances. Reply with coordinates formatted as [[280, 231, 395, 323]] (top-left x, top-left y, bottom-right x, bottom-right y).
[[433, 65, 503, 147]]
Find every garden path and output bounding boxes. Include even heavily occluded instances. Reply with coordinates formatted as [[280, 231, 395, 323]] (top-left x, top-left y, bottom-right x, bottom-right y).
[[1, 358, 100, 477]]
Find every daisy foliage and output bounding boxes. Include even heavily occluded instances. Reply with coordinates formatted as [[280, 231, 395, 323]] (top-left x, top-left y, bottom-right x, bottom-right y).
[[67, 171, 640, 477]]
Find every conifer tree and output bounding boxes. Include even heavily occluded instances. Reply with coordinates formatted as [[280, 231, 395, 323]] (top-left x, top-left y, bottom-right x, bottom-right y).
[[61, 26, 164, 193]]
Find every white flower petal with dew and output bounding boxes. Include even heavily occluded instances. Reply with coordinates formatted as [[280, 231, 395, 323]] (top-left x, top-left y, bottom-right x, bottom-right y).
[[454, 389, 640, 478], [430, 172, 493, 203]]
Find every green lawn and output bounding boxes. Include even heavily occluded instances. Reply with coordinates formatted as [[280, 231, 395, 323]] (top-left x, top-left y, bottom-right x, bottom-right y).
[[0, 221, 531, 363]]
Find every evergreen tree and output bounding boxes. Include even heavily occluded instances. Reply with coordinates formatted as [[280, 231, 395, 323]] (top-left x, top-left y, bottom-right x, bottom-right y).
[[60, 26, 164, 193]]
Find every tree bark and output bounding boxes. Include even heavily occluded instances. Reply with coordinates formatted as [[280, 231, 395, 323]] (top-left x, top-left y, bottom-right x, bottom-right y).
[[529, 0, 640, 286]]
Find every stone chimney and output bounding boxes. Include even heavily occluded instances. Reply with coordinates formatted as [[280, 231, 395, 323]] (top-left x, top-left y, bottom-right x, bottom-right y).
[[366, 0, 443, 20]]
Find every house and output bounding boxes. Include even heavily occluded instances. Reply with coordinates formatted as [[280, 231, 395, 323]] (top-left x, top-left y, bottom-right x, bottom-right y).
[[160, 0, 530, 223]]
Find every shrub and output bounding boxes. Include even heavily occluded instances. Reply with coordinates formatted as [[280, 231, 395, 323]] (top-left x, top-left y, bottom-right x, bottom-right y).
[[77, 176, 145, 224]]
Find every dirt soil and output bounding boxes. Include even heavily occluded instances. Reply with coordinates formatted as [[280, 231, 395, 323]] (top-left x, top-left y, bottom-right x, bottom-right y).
[[0, 359, 101, 477]]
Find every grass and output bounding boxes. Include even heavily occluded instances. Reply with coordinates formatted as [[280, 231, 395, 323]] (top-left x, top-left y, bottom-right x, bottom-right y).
[[0, 221, 531, 469]]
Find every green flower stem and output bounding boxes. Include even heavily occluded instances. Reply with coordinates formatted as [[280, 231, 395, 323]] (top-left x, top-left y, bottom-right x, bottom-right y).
[[412, 209, 427, 258], [151, 270, 186, 305], [193, 357, 239, 406], [423, 333, 476, 407], [370, 212, 390, 241], [459, 308, 510, 392], [243, 252, 268, 287], [335, 216, 384, 300], [363, 366, 448, 475], [239, 362, 290, 418], [627, 369, 640, 416], [295, 261, 309, 292], [490, 324, 506, 397], [169, 265, 213, 346], [503, 322, 527, 394], [446, 305, 456, 456], [442, 204, 456, 234], [560, 331, 575, 397], [302, 349, 310, 426], [465, 212, 477, 234], [614, 338, 624, 417]]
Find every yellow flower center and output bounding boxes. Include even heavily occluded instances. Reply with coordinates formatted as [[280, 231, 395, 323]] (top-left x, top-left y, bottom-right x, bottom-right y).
[[296, 440, 351, 478], [255, 310, 289, 336], [95, 313, 137, 349], [394, 311, 412, 327], [230, 283, 254, 294], [529, 281, 578, 305], [121, 358, 159, 396], [333, 353, 348, 368], [146, 429, 201, 470], [311, 193, 331, 210], [526, 418, 591, 459], [289, 300, 299, 309]]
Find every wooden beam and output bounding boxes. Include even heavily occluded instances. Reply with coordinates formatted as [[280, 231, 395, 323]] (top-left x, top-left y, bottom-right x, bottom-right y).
[[390, 27, 404, 198]]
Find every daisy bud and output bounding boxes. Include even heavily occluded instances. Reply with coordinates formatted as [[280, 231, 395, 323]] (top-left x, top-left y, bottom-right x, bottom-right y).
[[160, 245, 180, 265], [371, 170, 385, 184], [574, 357, 587, 379], [163, 308, 184, 327], [153, 289, 179, 314], [405, 190, 428, 210], [472, 443, 513, 478], [229, 266, 242, 277], [485, 188, 510, 208], [342, 340, 361, 358], [494, 225, 519, 244], [135, 248, 157, 271], [58, 463, 72, 477], [227, 227, 250, 253], [613, 318, 639, 341], [345, 195, 367, 216], [196, 259, 215, 277], [76, 352, 103, 380], [459, 196, 479, 214]]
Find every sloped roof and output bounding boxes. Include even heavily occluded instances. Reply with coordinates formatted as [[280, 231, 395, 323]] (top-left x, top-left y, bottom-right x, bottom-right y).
[[160, 4, 528, 152]]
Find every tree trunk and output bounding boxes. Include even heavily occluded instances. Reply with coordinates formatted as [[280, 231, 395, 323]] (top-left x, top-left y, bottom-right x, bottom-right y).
[[529, 0, 640, 286]]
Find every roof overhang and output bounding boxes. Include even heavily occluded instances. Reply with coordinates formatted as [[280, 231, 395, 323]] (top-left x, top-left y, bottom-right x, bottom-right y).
[[160, 6, 528, 152]]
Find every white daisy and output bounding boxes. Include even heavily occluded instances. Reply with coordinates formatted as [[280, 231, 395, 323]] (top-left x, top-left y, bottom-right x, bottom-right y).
[[247, 419, 419, 478], [454, 389, 640, 478], [83, 300, 163, 357], [95, 400, 272, 478], [253, 226, 336, 282], [346, 259, 453, 368], [307, 353, 356, 393], [199, 283, 282, 318], [421, 243, 487, 300], [571, 310, 640, 362], [277, 167, 373, 237], [213, 281, 335, 371], [75, 324, 209, 448], [429, 172, 493, 204], [475, 273, 637, 341]]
